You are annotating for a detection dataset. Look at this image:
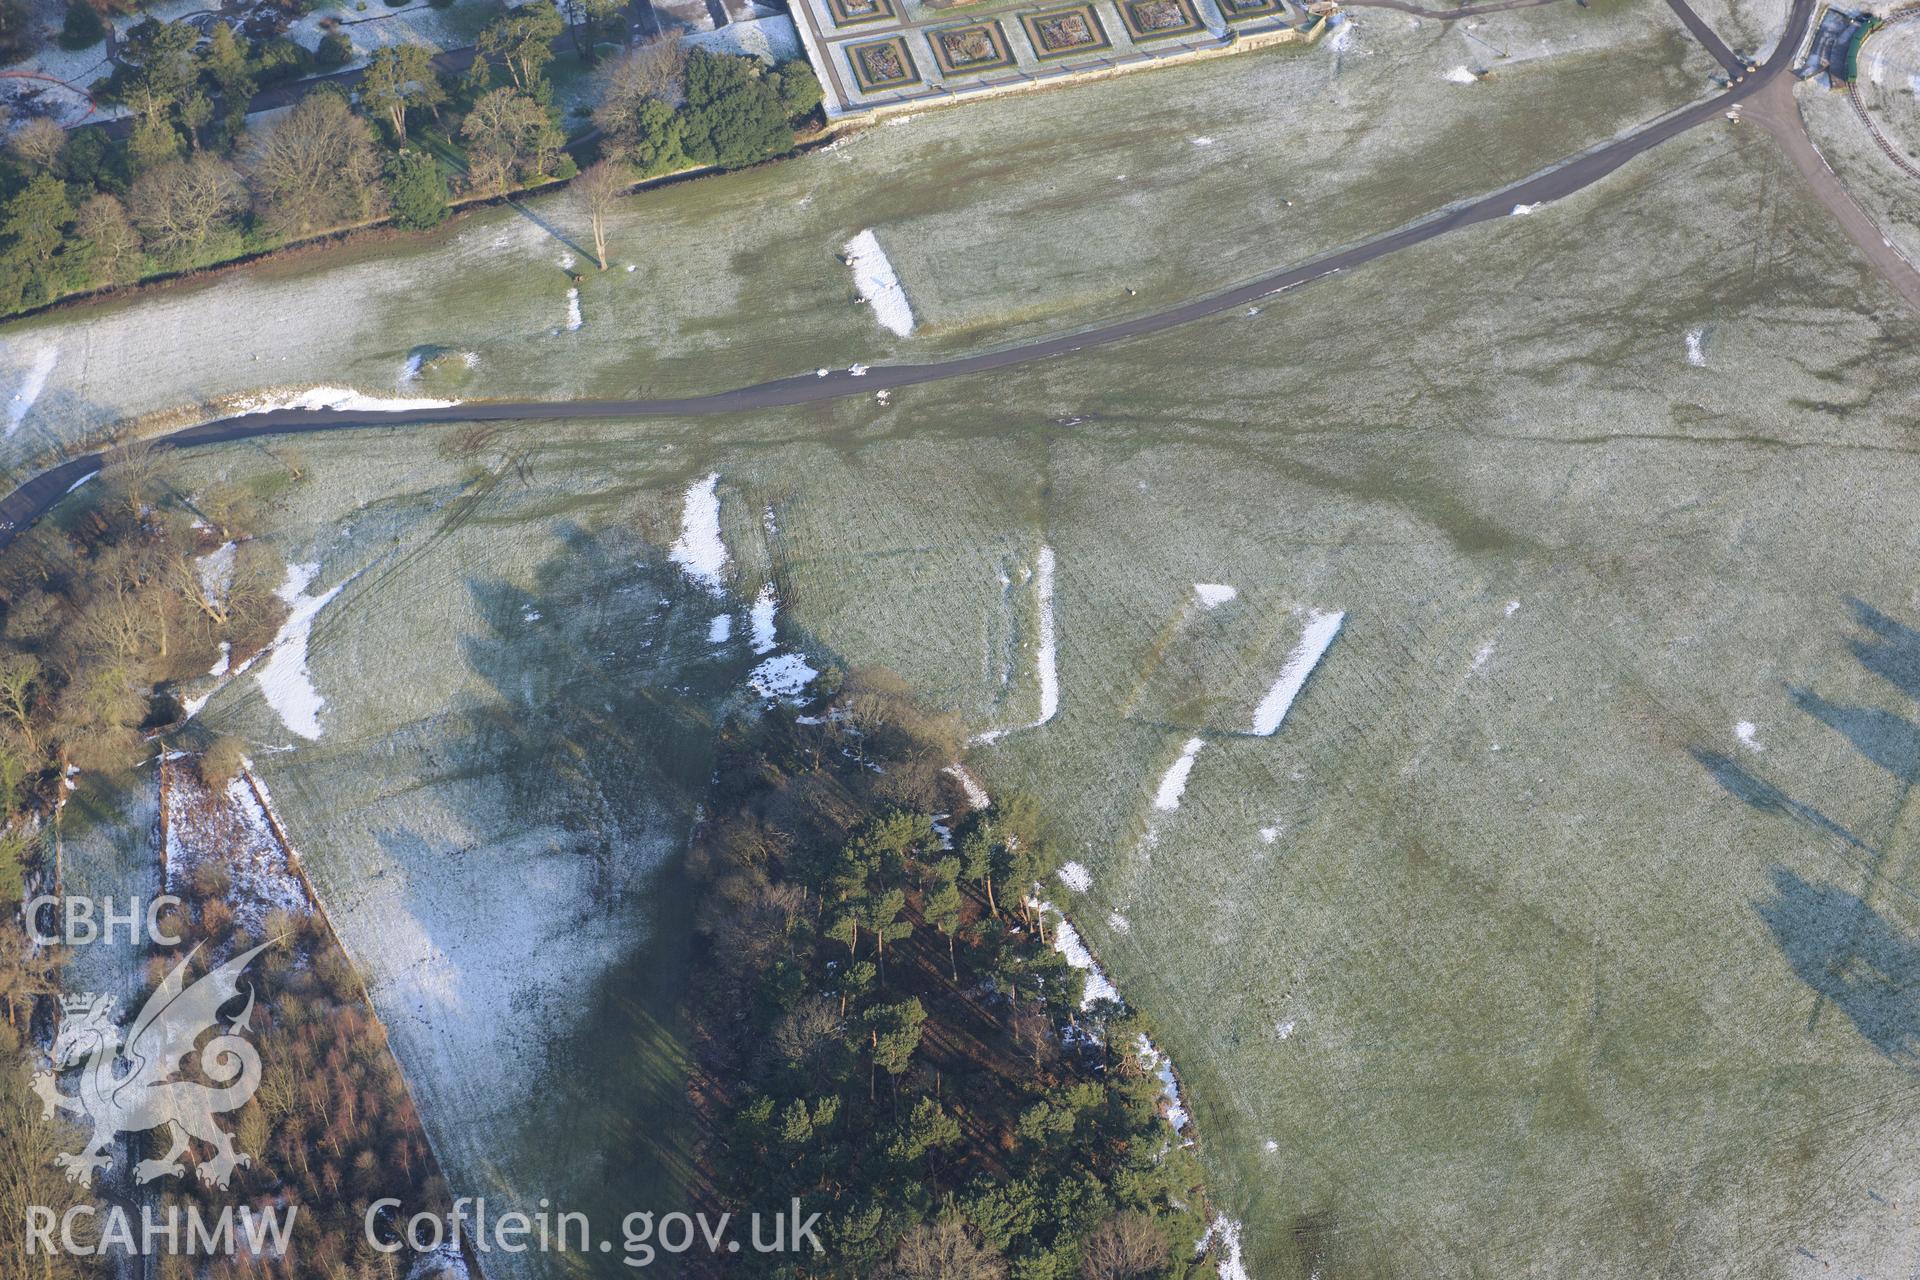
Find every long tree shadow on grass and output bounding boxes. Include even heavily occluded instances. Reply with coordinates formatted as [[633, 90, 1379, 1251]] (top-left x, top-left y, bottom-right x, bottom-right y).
[[457, 521, 742, 1257], [376, 517, 833, 1275], [1697, 600, 1920, 1063], [1754, 868, 1920, 1068]]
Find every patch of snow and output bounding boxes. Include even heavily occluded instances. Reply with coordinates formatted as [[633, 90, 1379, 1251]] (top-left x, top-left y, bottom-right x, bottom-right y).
[[4, 346, 56, 436], [1264, 1138, 1279, 1153], [1736, 720, 1762, 752], [1191, 135, 1216, 146], [669, 473, 730, 595], [944, 763, 991, 810], [1058, 861, 1092, 892], [1138, 1033, 1191, 1131], [848, 362, 869, 376], [1034, 546, 1060, 725], [65, 471, 97, 495], [1505, 599, 1521, 617], [843, 229, 915, 337], [406, 1244, 471, 1280], [707, 613, 733, 644], [208, 640, 231, 679], [972, 545, 1060, 744], [750, 583, 778, 655], [1195, 1217, 1249, 1280], [255, 562, 346, 741], [1032, 902, 1119, 1007], [564, 288, 584, 332], [1275, 1017, 1297, 1040], [1107, 911, 1130, 934], [196, 541, 237, 604], [233, 386, 458, 415], [1251, 609, 1344, 736], [1510, 202, 1541, 216], [1194, 582, 1238, 609], [1471, 639, 1496, 671], [1685, 328, 1706, 367], [749, 652, 819, 700], [1153, 738, 1206, 811], [1258, 826, 1279, 844], [1445, 64, 1479, 83]]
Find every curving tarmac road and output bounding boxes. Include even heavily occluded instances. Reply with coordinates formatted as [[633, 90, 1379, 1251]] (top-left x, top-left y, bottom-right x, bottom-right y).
[[0, 0, 1817, 554], [1661, 0, 1749, 77]]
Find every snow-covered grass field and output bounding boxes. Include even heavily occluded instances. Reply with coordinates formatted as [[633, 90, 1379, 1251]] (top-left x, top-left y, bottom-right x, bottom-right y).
[[31, 9, 1920, 1276], [1802, 60, 1920, 271], [142, 437, 768, 1275], [47, 113, 1920, 1277], [0, 0, 1713, 483]]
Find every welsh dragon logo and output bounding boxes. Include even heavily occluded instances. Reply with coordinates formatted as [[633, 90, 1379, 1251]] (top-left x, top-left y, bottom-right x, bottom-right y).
[[32, 940, 273, 1190]]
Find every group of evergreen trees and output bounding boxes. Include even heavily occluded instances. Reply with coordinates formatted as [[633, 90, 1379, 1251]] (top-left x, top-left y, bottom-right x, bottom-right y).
[[685, 670, 1212, 1278]]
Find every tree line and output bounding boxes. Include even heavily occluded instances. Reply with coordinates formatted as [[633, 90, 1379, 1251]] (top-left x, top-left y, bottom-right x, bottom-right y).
[[0, 443, 297, 909], [156, 840, 454, 1280], [683, 668, 1214, 1279], [0, 0, 821, 315]]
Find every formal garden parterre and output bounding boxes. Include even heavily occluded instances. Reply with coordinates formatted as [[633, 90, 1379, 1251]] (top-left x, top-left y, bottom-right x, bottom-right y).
[[791, 0, 1320, 117]]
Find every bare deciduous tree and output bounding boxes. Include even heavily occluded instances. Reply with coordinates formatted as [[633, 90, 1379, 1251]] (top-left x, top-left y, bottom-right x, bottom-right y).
[[604, 35, 687, 107], [772, 995, 842, 1070], [103, 439, 162, 522], [0, 654, 39, 754], [1080, 1213, 1170, 1280], [73, 194, 140, 286], [129, 153, 244, 260], [8, 116, 64, 172], [572, 159, 622, 270], [0, 1026, 98, 1278], [889, 1216, 1005, 1280], [0, 919, 64, 1027], [247, 91, 385, 237]]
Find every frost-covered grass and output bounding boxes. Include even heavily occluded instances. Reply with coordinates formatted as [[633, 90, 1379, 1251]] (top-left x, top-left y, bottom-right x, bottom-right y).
[[126, 122, 1919, 1278], [154, 440, 759, 1277], [1801, 73, 1920, 270], [0, 0, 1711, 482], [42, 41, 1920, 1280]]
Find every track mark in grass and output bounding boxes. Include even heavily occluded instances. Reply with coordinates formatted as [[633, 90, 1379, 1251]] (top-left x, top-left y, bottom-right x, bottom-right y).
[[974, 544, 1059, 742]]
